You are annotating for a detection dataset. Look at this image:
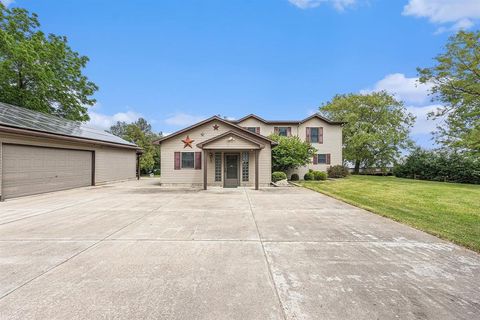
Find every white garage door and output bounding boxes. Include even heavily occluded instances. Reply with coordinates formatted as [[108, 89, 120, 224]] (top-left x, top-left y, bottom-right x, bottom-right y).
[[2, 144, 93, 199]]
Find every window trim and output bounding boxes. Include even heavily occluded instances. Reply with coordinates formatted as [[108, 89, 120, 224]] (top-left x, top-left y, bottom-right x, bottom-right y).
[[181, 151, 195, 169]]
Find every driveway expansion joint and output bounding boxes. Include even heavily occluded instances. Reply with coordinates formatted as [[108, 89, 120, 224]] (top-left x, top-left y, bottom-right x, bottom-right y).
[[244, 187, 288, 320]]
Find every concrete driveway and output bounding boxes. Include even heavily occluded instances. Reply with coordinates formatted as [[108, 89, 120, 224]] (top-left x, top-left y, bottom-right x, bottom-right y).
[[0, 179, 479, 320]]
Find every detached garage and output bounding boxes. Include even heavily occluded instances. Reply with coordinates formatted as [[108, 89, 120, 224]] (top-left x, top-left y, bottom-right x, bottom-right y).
[[0, 102, 141, 200]]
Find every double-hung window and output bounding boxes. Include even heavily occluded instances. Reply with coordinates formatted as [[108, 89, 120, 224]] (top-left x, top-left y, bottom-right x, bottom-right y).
[[181, 152, 195, 169], [278, 127, 290, 137], [310, 127, 319, 143], [246, 127, 258, 134], [317, 154, 327, 164]]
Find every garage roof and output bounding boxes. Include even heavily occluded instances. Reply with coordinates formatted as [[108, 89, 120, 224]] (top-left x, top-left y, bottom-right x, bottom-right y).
[[0, 102, 137, 148]]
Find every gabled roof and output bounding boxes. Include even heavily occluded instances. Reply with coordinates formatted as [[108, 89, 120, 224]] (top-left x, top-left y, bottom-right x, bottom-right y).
[[232, 113, 345, 125], [0, 102, 139, 149], [300, 113, 346, 125], [196, 130, 265, 149], [153, 115, 277, 145]]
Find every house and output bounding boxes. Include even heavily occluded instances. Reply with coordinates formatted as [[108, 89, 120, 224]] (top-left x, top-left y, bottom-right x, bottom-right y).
[[0, 102, 142, 200], [154, 113, 343, 189]]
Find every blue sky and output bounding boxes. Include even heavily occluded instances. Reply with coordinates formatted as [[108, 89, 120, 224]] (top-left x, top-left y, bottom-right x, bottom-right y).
[[3, 0, 480, 148]]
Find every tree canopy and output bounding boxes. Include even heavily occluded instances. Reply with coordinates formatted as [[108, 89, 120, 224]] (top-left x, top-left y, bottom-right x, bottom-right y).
[[0, 4, 97, 121], [418, 30, 480, 153], [321, 91, 415, 173], [269, 134, 316, 173], [109, 118, 162, 174]]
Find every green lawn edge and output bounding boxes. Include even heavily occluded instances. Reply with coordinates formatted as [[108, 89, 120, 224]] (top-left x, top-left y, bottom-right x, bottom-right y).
[[299, 177, 480, 253]]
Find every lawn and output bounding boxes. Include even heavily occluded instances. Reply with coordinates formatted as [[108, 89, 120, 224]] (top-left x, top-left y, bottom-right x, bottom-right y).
[[300, 175, 480, 252]]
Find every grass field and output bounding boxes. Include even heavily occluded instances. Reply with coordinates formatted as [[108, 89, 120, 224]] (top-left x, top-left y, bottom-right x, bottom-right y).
[[300, 175, 480, 252]]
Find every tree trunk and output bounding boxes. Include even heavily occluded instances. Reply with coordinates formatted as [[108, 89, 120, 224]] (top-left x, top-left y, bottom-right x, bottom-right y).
[[354, 160, 360, 174]]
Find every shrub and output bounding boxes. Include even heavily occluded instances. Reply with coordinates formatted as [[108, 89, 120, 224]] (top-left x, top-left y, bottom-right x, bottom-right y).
[[313, 171, 327, 181], [304, 172, 314, 181], [269, 134, 317, 172], [272, 171, 287, 182], [290, 173, 299, 181], [394, 148, 480, 184], [327, 165, 350, 178]]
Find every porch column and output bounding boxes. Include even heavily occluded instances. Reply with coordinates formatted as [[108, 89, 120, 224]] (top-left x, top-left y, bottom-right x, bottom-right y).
[[203, 149, 207, 190], [255, 149, 259, 190]]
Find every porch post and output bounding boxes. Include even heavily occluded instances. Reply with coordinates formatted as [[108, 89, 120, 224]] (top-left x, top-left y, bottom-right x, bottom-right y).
[[203, 150, 207, 190], [255, 149, 259, 190]]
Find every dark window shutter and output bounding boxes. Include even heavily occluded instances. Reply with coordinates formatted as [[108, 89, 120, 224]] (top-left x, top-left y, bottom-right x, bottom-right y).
[[274, 127, 279, 135], [287, 127, 292, 136], [306, 127, 311, 142], [195, 152, 202, 170], [174, 152, 181, 170], [256, 127, 260, 134], [313, 154, 318, 165], [319, 127, 324, 144], [326, 154, 331, 165]]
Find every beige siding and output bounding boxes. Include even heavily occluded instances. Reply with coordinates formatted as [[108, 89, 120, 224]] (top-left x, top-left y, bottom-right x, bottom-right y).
[[236, 118, 273, 136], [95, 147, 137, 184], [237, 116, 343, 179], [202, 134, 261, 149], [160, 120, 272, 187], [1, 144, 92, 198], [0, 132, 137, 199]]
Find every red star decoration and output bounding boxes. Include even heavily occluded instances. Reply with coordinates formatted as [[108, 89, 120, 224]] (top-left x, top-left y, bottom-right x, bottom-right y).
[[213, 124, 219, 130], [182, 135, 194, 148]]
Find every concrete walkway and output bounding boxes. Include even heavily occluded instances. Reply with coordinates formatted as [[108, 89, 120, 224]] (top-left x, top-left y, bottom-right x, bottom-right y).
[[0, 179, 479, 319]]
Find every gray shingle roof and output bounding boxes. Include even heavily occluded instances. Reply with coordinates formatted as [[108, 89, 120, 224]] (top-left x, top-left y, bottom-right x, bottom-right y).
[[0, 102, 136, 147]]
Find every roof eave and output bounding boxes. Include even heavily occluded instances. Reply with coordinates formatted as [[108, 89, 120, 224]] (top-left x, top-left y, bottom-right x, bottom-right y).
[[0, 125, 141, 150]]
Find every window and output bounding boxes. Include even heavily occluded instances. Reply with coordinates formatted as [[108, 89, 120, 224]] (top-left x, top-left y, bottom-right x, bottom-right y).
[[215, 153, 222, 181], [246, 127, 258, 134], [181, 152, 195, 168], [310, 127, 319, 143], [242, 152, 249, 181], [318, 154, 327, 164], [278, 127, 290, 137]]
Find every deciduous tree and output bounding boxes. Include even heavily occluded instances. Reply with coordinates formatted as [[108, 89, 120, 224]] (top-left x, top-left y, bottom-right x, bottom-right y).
[[109, 118, 162, 173], [321, 92, 415, 173], [0, 4, 97, 120], [418, 30, 480, 153], [269, 134, 316, 173]]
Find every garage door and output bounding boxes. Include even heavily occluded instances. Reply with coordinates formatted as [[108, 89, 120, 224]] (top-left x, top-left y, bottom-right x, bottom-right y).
[[1, 144, 93, 199]]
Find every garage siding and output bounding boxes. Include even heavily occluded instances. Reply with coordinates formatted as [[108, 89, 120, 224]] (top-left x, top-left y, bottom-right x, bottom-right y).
[[0, 132, 138, 199], [95, 147, 137, 184], [1, 144, 92, 198]]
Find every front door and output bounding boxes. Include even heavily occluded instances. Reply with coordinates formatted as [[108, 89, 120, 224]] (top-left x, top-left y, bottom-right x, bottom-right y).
[[224, 154, 239, 188]]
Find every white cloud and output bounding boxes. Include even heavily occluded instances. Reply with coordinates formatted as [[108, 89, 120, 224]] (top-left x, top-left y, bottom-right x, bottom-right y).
[[361, 73, 433, 105], [406, 104, 442, 134], [403, 0, 480, 32], [288, 0, 356, 11], [0, 0, 14, 6], [164, 112, 206, 127], [363, 73, 443, 147], [88, 110, 141, 130]]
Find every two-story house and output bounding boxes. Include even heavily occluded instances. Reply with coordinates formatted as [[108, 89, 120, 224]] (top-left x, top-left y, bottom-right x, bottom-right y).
[[154, 114, 343, 189]]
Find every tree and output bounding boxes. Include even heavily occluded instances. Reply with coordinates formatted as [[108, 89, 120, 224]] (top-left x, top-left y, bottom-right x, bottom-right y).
[[109, 118, 162, 174], [269, 134, 316, 173], [320, 91, 415, 174], [0, 4, 97, 121], [123, 125, 155, 173], [418, 30, 480, 153]]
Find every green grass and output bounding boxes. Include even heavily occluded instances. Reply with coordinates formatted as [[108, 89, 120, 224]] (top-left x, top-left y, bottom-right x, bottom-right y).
[[300, 175, 480, 252]]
